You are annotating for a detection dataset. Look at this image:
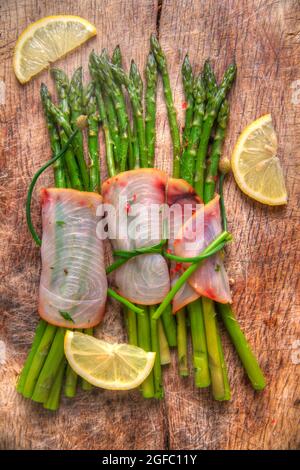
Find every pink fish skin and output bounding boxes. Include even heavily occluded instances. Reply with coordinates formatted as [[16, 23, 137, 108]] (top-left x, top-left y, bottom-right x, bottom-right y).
[[174, 195, 232, 305]]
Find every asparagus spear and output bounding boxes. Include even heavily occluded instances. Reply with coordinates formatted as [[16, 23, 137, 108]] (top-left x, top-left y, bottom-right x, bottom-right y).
[[50, 68, 71, 187], [150, 34, 181, 178], [111, 44, 122, 67], [51, 68, 70, 120], [202, 297, 228, 400], [16, 320, 47, 393], [40, 83, 66, 188], [217, 304, 266, 390], [137, 308, 155, 398], [150, 306, 163, 398], [176, 308, 188, 376], [125, 308, 138, 346], [145, 52, 158, 167], [111, 60, 147, 168], [84, 82, 101, 193], [42, 88, 83, 190], [180, 73, 206, 185], [68, 67, 89, 190], [161, 304, 177, 347], [90, 61, 116, 178], [203, 100, 229, 203], [203, 59, 218, 100], [158, 319, 171, 365], [43, 359, 66, 411], [112, 45, 136, 171], [187, 300, 210, 388], [22, 324, 57, 398], [181, 54, 194, 149], [90, 51, 129, 172], [194, 63, 236, 199], [31, 327, 65, 403]]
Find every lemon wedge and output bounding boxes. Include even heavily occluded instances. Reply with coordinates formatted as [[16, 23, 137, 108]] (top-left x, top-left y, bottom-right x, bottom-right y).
[[64, 331, 155, 390], [231, 114, 287, 205], [13, 15, 96, 83]]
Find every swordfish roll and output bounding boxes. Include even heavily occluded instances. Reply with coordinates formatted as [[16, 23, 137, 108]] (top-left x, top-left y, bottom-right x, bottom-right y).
[[174, 195, 232, 304], [38, 188, 107, 328], [102, 168, 170, 305], [167, 178, 202, 313]]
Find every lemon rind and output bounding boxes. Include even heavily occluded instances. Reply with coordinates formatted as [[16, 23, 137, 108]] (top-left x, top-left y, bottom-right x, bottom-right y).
[[231, 114, 287, 206], [13, 15, 96, 83], [64, 331, 156, 391]]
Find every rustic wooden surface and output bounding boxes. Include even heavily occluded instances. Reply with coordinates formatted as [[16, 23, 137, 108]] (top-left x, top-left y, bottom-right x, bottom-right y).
[[0, 0, 299, 450]]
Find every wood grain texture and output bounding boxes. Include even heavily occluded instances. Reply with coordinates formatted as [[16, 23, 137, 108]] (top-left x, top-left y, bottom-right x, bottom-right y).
[[0, 0, 299, 450]]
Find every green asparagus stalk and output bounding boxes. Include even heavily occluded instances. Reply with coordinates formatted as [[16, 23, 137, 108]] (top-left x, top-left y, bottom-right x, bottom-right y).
[[137, 308, 155, 398], [216, 321, 231, 400], [158, 319, 171, 365], [90, 51, 128, 171], [44, 359, 66, 411], [161, 305, 177, 347], [203, 59, 218, 100], [41, 88, 83, 190], [84, 83, 101, 193], [40, 83, 66, 188], [64, 357, 79, 398], [31, 327, 65, 403], [111, 45, 122, 67], [68, 67, 89, 190], [51, 68, 70, 119], [111, 60, 147, 168], [217, 304, 266, 390], [16, 320, 47, 393], [187, 300, 210, 387], [150, 34, 181, 178], [149, 306, 163, 398], [125, 308, 138, 346], [202, 297, 228, 400], [194, 63, 236, 198], [181, 54, 194, 148], [176, 309, 188, 376], [90, 74, 116, 178], [145, 52, 158, 167], [22, 324, 57, 398], [180, 73, 206, 185], [203, 100, 229, 203]]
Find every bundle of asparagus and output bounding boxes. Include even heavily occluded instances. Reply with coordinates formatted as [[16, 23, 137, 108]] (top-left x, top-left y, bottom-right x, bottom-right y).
[[18, 35, 265, 410]]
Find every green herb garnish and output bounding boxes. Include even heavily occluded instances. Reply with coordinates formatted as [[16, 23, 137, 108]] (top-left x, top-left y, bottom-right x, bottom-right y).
[[59, 310, 74, 323]]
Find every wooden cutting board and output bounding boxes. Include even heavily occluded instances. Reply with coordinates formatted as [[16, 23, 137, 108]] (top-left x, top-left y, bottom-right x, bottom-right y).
[[0, 0, 299, 450]]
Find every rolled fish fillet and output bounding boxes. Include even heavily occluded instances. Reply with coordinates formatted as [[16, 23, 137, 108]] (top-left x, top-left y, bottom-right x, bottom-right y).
[[167, 178, 202, 313], [102, 168, 170, 305], [174, 195, 232, 304], [39, 188, 107, 328]]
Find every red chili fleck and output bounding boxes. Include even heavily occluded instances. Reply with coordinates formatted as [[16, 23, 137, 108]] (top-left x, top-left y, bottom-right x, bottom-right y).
[[214, 175, 218, 182], [182, 101, 188, 110], [125, 202, 131, 214], [166, 248, 172, 254], [175, 262, 183, 272]]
